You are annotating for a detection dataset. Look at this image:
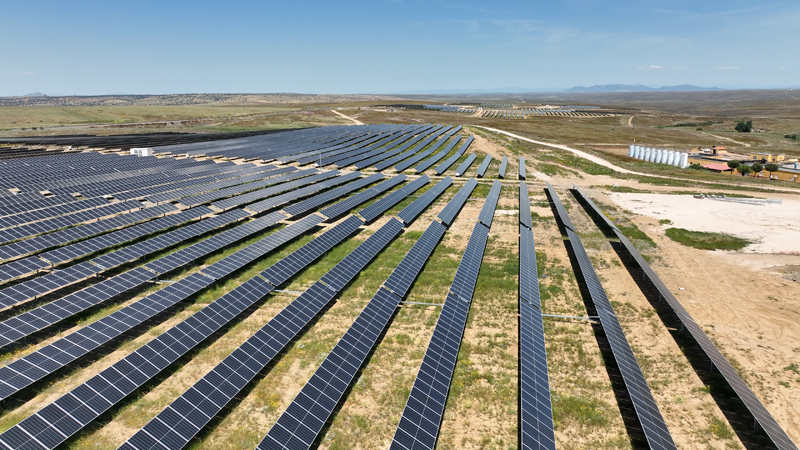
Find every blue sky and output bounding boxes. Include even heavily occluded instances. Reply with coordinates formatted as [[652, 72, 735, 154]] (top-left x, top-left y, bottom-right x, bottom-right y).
[[1, 0, 797, 95]]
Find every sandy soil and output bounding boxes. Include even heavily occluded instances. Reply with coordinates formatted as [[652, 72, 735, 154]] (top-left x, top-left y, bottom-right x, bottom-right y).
[[608, 192, 800, 253], [330, 110, 364, 125]]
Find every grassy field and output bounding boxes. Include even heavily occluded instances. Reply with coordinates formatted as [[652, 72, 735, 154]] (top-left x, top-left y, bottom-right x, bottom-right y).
[[664, 227, 752, 251]]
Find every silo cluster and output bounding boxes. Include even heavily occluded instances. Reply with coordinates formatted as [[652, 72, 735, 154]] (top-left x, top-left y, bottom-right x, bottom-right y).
[[628, 145, 689, 168]]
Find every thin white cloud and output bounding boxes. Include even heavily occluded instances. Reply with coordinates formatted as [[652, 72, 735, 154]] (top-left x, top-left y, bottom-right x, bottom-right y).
[[636, 65, 664, 70], [780, 67, 788, 70], [18, 71, 36, 76], [715, 66, 739, 70]]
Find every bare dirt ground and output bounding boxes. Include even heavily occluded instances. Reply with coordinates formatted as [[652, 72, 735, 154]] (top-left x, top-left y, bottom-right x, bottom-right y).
[[608, 192, 800, 253], [330, 109, 364, 125]]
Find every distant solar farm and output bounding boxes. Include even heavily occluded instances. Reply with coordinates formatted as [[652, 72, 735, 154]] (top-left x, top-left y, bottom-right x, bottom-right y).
[[371, 103, 630, 119], [0, 124, 794, 450]]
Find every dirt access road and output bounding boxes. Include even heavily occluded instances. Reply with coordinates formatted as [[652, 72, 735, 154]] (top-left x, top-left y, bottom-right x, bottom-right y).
[[330, 110, 364, 125]]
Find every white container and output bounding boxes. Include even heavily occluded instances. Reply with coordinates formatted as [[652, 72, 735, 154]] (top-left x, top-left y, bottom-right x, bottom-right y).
[[680, 153, 689, 168], [656, 150, 665, 164], [666, 151, 676, 166], [646, 148, 654, 162], [628, 145, 634, 157], [131, 148, 153, 157], [634, 147, 642, 159]]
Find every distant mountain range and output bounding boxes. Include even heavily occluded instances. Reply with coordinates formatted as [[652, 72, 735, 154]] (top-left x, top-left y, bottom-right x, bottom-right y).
[[22, 92, 46, 97], [564, 84, 721, 92]]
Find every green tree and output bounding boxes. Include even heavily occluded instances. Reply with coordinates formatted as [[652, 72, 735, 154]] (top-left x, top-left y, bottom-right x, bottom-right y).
[[727, 160, 740, 170], [751, 162, 763, 177], [765, 163, 779, 178], [737, 165, 752, 176], [735, 120, 753, 132]]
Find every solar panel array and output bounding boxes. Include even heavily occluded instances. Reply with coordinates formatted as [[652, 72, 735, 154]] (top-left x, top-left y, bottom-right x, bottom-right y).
[[519, 156, 526, 180], [0, 215, 328, 450], [390, 184, 500, 450], [245, 172, 363, 214], [283, 173, 385, 217], [258, 188, 462, 450], [359, 175, 430, 222], [413, 136, 463, 173], [518, 182, 556, 450], [374, 126, 453, 171], [546, 184, 678, 450], [124, 216, 409, 450], [572, 185, 798, 450], [434, 135, 473, 175], [397, 177, 453, 225], [319, 174, 407, 220], [0, 209, 250, 348]]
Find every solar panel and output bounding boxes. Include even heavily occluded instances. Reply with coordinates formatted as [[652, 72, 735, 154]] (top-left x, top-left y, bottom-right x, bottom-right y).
[[519, 156, 526, 180], [383, 220, 447, 298], [359, 175, 430, 223], [546, 187, 677, 450], [434, 136, 474, 176], [258, 218, 448, 450], [394, 134, 455, 173], [518, 186, 556, 450], [283, 173, 384, 217], [545, 183, 575, 231], [39, 206, 212, 265], [0, 203, 177, 264], [180, 168, 315, 207], [0, 257, 50, 285], [374, 126, 453, 171], [260, 215, 363, 286], [477, 180, 502, 228], [519, 182, 532, 230], [437, 178, 478, 226], [211, 170, 338, 211], [397, 177, 452, 225], [0, 215, 321, 425], [320, 174, 407, 220], [121, 217, 405, 450], [498, 156, 508, 178], [572, 186, 798, 450], [245, 172, 362, 214], [475, 155, 493, 178], [391, 191, 499, 450], [454, 153, 477, 177], [413, 136, 463, 173], [355, 126, 442, 170]]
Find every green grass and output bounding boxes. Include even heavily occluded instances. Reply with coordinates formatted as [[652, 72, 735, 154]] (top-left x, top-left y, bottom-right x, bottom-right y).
[[617, 223, 657, 248], [665, 228, 751, 251]]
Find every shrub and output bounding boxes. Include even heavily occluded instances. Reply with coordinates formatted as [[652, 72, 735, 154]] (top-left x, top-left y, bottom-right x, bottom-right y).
[[735, 120, 753, 132]]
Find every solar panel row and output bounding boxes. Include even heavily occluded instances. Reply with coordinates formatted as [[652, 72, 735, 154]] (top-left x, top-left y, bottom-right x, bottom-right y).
[[413, 136, 463, 174], [185, 168, 316, 208], [498, 156, 509, 179], [146, 166, 291, 204], [359, 175, 430, 223], [394, 127, 462, 172], [454, 153, 477, 177], [434, 135, 474, 175], [475, 155, 493, 178], [518, 182, 555, 450], [354, 126, 443, 170], [211, 170, 337, 211], [437, 178, 478, 226], [123, 217, 406, 450], [259, 213, 451, 450], [0, 210, 251, 348], [391, 185, 500, 450], [334, 126, 429, 168], [0, 197, 109, 230], [0, 204, 177, 262], [0, 211, 289, 400], [572, 185, 798, 450], [283, 173, 385, 217], [0, 200, 142, 245], [546, 185, 677, 450], [397, 177, 453, 225], [374, 126, 453, 171], [519, 156, 526, 180], [245, 172, 362, 214], [320, 174, 407, 220]]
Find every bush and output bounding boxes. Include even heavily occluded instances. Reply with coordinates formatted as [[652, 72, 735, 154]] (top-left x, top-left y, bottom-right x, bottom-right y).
[[735, 120, 753, 132], [689, 163, 706, 170], [785, 134, 799, 141]]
